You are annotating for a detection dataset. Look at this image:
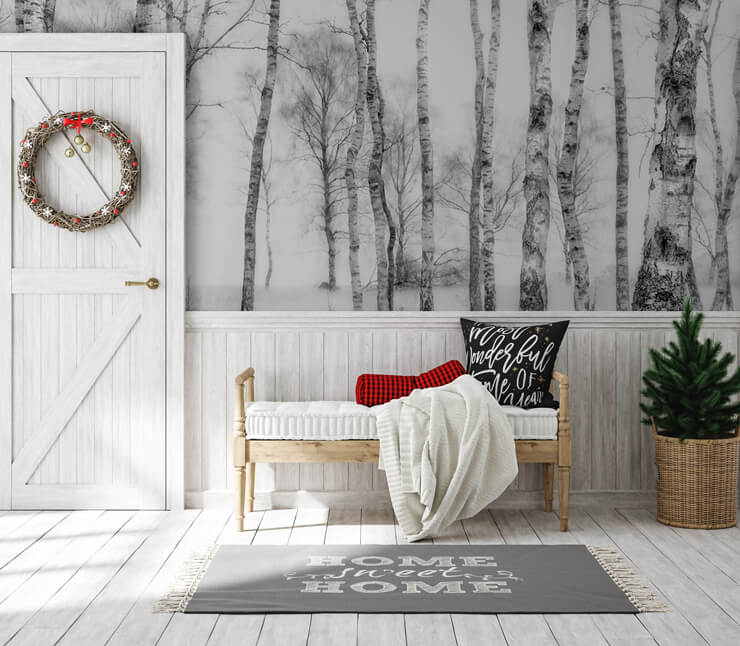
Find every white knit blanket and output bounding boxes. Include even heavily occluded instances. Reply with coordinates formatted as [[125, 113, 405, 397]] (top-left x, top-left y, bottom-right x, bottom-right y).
[[374, 374, 518, 542]]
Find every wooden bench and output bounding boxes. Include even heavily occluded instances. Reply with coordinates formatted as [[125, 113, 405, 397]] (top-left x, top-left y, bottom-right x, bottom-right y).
[[233, 368, 571, 532]]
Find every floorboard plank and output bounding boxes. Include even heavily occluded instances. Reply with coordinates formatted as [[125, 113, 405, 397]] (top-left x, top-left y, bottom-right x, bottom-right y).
[[589, 507, 736, 646], [324, 507, 361, 544], [489, 509, 538, 544], [150, 612, 219, 646], [56, 510, 199, 646], [461, 509, 504, 544], [307, 613, 357, 646], [0, 511, 69, 570], [431, 520, 467, 544], [450, 615, 507, 646], [206, 615, 264, 646], [289, 508, 328, 545], [405, 614, 456, 646], [0, 512, 38, 539], [498, 614, 557, 646], [256, 613, 311, 646], [252, 509, 297, 545], [218, 510, 264, 546], [361, 506, 396, 545], [357, 614, 406, 646], [0, 510, 127, 644], [671, 523, 740, 585]]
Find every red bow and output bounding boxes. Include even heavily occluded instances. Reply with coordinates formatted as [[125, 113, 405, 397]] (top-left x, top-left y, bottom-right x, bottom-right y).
[[63, 112, 93, 134]]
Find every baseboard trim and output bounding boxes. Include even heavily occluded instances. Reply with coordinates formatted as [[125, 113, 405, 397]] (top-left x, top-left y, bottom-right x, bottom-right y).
[[185, 489, 657, 510]]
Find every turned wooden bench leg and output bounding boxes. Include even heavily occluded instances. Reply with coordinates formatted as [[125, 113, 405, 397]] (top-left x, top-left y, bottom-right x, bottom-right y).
[[246, 461, 255, 514], [234, 368, 255, 531], [558, 465, 570, 531], [235, 464, 246, 532], [543, 463, 554, 512]]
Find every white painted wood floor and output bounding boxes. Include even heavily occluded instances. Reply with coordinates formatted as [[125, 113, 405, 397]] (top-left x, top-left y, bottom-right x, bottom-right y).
[[1, 507, 739, 645]]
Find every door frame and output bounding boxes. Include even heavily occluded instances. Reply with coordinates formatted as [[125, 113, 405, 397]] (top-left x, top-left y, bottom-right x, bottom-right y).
[[0, 34, 186, 510]]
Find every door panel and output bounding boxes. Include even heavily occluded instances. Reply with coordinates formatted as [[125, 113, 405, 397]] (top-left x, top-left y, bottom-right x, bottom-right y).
[[7, 52, 166, 509]]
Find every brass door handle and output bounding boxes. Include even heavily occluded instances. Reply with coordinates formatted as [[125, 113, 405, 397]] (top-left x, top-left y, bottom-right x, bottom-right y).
[[125, 277, 160, 290]]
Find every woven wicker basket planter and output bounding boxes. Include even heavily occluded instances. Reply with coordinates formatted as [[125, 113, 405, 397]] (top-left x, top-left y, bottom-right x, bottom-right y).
[[654, 430, 740, 529]]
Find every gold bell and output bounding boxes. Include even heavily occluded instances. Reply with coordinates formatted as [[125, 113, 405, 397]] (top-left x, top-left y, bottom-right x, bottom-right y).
[[74, 135, 84, 145], [80, 143, 91, 154], [64, 147, 75, 158]]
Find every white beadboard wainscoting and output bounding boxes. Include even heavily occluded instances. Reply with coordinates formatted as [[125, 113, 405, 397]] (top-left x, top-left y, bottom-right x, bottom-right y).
[[184, 311, 740, 509]]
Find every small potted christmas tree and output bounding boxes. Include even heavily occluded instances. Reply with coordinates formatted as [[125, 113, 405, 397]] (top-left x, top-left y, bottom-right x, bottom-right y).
[[641, 300, 740, 529]]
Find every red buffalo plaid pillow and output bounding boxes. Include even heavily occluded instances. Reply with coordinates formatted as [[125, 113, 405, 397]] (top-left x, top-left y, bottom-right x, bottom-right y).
[[355, 360, 466, 406], [416, 360, 466, 389]]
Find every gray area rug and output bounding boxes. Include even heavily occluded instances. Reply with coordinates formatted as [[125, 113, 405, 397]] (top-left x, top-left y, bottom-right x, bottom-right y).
[[157, 544, 667, 614]]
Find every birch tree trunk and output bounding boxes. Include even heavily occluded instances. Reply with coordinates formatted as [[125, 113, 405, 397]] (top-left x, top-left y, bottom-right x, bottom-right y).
[[134, 0, 157, 32], [711, 37, 740, 311], [263, 170, 273, 289], [241, 0, 280, 311], [323, 164, 338, 291], [631, 0, 709, 311], [519, 0, 555, 310], [556, 0, 591, 310], [609, 0, 630, 310], [43, 0, 55, 31], [481, 0, 500, 311], [165, 0, 175, 31], [366, 0, 391, 310], [345, 0, 366, 310], [468, 0, 485, 311], [14, 1, 24, 32], [417, 0, 435, 311], [22, 0, 47, 31], [381, 85, 397, 309]]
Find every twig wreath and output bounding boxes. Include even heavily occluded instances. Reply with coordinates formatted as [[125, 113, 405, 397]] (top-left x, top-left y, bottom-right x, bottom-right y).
[[17, 110, 139, 232]]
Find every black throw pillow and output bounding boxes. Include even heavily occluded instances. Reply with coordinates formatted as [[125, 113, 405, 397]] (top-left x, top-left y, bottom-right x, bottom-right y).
[[460, 318, 569, 409]]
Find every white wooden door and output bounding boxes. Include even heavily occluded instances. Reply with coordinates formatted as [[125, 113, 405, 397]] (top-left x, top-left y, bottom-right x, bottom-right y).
[[1, 51, 167, 509]]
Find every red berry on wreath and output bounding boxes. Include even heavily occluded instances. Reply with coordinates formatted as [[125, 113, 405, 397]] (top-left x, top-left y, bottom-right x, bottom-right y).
[[42, 123, 47, 128], [126, 139, 130, 143], [110, 133, 115, 138], [23, 161, 28, 167], [54, 221, 58, 226], [113, 208, 119, 214], [132, 161, 137, 167], [32, 199, 37, 204], [121, 191, 126, 196], [75, 218, 80, 224]]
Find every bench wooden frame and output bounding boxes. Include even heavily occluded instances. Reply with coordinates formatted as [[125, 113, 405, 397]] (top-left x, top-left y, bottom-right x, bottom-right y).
[[233, 368, 571, 532]]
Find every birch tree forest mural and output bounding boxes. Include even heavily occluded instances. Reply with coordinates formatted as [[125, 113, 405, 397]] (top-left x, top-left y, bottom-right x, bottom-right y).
[[4, 0, 740, 312]]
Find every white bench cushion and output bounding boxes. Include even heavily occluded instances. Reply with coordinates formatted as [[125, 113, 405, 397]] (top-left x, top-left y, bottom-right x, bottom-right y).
[[244, 401, 558, 441]]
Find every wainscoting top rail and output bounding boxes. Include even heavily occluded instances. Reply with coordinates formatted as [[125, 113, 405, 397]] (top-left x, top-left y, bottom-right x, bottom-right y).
[[186, 310, 740, 331]]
